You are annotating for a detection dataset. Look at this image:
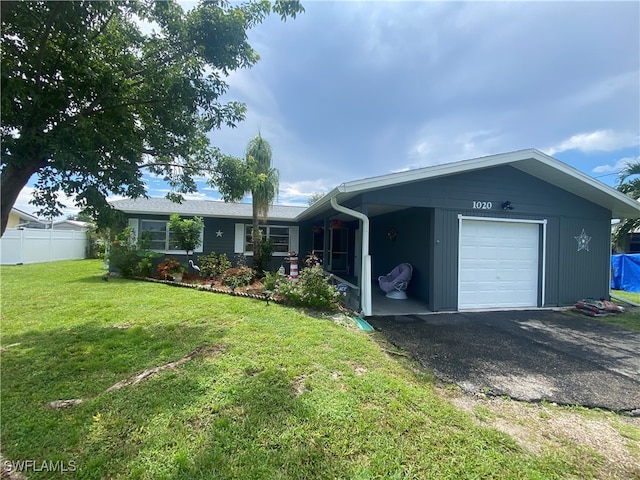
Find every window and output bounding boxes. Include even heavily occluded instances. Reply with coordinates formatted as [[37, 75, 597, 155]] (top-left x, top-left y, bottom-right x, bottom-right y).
[[235, 224, 298, 256], [139, 220, 170, 250], [130, 219, 203, 253], [629, 233, 640, 254]]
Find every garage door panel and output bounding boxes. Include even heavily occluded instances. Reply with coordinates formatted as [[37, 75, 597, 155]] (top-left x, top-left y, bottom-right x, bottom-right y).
[[459, 220, 539, 310]]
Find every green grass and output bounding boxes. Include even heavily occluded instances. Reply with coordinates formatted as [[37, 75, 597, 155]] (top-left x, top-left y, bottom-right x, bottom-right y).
[[0, 260, 616, 479], [604, 291, 640, 331], [611, 289, 640, 305]]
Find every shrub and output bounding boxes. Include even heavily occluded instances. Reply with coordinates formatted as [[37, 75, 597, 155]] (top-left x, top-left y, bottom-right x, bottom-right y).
[[168, 214, 203, 255], [253, 238, 274, 275], [157, 257, 186, 279], [222, 266, 256, 289], [276, 265, 343, 309], [198, 252, 232, 278], [108, 227, 159, 278], [262, 269, 284, 291]]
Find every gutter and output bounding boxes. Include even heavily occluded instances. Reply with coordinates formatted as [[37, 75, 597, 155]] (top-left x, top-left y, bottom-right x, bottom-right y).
[[330, 197, 372, 317]]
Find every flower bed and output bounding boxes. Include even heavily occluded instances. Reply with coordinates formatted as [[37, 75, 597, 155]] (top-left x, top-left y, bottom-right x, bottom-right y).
[[142, 275, 283, 302]]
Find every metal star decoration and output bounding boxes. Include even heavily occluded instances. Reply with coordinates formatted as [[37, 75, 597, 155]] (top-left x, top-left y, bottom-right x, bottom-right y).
[[575, 229, 591, 252], [216, 230, 224, 237]]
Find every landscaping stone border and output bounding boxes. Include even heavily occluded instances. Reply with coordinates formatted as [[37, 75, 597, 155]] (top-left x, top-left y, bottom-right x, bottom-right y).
[[139, 277, 285, 304]]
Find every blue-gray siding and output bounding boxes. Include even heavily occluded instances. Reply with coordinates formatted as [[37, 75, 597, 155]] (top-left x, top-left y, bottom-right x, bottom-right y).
[[123, 214, 299, 272], [121, 164, 614, 311], [305, 165, 612, 311]]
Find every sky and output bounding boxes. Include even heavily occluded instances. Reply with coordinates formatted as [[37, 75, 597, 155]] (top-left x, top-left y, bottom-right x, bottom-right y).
[[13, 0, 640, 218]]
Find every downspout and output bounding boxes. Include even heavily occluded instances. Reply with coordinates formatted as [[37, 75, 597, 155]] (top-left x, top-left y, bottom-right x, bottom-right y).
[[330, 197, 372, 317]]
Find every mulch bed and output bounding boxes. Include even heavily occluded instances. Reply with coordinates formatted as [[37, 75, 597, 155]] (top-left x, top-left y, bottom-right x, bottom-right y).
[[143, 274, 283, 302]]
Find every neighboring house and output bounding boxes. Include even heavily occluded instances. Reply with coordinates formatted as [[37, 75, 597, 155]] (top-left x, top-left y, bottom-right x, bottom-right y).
[[619, 232, 640, 254], [610, 220, 640, 254], [6, 208, 46, 229], [1, 210, 89, 264], [111, 148, 640, 316], [51, 219, 93, 231]]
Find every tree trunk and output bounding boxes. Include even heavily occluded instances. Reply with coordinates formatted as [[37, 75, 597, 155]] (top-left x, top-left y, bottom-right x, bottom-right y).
[[0, 162, 42, 236], [0, 1, 19, 23], [251, 208, 261, 270]]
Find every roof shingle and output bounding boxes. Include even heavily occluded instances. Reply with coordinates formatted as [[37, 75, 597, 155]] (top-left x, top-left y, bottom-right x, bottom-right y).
[[110, 197, 306, 220]]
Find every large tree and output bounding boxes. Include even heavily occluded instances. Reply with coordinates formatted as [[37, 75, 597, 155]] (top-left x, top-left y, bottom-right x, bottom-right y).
[[0, 0, 302, 235], [613, 161, 640, 249], [211, 133, 279, 269]]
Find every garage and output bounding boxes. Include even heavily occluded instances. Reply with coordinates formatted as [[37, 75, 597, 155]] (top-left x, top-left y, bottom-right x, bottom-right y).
[[293, 149, 640, 314], [458, 217, 543, 310]]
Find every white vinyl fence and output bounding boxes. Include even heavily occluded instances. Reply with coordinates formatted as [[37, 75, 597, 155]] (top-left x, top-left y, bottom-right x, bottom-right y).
[[0, 228, 88, 265]]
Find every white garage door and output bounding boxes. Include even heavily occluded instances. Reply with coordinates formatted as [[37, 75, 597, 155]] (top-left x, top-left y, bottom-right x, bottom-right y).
[[459, 219, 539, 310]]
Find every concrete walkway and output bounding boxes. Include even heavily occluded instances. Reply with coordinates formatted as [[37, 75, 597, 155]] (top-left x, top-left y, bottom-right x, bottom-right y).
[[368, 310, 640, 413]]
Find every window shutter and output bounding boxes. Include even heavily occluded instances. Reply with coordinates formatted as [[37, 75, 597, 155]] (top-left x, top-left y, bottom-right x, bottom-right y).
[[289, 226, 299, 254], [234, 223, 245, 253], [128, 218, 139, 239], [195, 226, 204, 253]]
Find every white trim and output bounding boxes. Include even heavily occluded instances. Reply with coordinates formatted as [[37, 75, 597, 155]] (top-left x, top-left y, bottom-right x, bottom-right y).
[[234, 223, 244, 253], [457, 215, 547, 225], [136, 218, 203, 253], [128, 218, 139, 239], [457, 215, 547, 310], [541, 220, 547, 307], [235, 223, 296, 257], [289, 225, 299, 254]]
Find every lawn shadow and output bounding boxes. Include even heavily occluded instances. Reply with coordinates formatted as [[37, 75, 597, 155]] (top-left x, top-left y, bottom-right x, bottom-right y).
[[2, 320, 229, 478], [170, 367, 358, 479], [2, 320, 225, 403]]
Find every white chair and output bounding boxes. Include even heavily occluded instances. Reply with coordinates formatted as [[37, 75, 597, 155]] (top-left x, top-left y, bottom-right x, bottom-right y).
[[378, 263, 413, 299]]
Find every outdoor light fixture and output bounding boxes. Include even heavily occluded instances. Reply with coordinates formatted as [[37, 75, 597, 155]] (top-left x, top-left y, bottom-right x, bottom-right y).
[[502, 201, 514, 210]]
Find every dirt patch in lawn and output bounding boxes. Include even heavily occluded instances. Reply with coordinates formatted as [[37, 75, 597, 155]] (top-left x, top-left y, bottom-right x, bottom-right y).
[[442, 389, 640, 480]]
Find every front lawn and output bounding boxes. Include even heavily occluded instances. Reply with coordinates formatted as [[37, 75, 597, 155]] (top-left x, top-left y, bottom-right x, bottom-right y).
[[0, 260, 636, 479], [607, 290, 640, 331]]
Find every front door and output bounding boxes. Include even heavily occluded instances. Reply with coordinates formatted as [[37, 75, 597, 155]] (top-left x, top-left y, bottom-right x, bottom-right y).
[[329, 227, 348, 273]]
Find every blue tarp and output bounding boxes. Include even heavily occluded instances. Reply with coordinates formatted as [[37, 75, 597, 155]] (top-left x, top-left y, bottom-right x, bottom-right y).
[[611, 254, 640, 292]]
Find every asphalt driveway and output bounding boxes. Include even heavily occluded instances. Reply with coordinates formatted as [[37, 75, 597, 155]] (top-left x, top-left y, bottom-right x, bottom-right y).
[[368, 310, 640, 413]]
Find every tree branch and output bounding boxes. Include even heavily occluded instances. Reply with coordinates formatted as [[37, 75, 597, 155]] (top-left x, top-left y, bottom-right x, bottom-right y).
[[89, 9, 116, 44], [33, 4, 59, 92], [81, 95, 177, 117]]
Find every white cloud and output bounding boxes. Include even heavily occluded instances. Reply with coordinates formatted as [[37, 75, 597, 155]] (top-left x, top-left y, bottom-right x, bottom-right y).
[[13, 186, 135, 220], [181, 191, 218, 202], [593, 156, 640, 174], [545, 130, 639, 156], [404, 123, 508, 171], [12, 187, 40, 216], [277, 179, 332, 206], [563, 71, 639, 110], [12, 186, 81, 220]]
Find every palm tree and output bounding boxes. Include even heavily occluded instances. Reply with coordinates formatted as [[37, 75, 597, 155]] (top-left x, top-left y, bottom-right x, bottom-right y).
[[613, 161, 640, 249], [246, 134, 279, 269], [210, 133, 279, 269]]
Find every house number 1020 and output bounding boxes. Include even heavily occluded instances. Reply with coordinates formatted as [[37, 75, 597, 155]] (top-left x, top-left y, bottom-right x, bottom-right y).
[[473, 201, 492, 210]]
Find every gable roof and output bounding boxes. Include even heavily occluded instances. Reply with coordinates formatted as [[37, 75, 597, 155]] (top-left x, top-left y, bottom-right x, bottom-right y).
[[11, 207, 42, 223], [110, 197, 306, 221], [52, 219, 92, 229], [111, 149, 640, 222], [299, 148, 640, 220]]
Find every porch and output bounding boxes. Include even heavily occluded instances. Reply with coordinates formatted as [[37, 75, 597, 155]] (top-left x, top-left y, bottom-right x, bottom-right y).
[[371, 286, 431, 316], [330, 273, 431, 317]]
